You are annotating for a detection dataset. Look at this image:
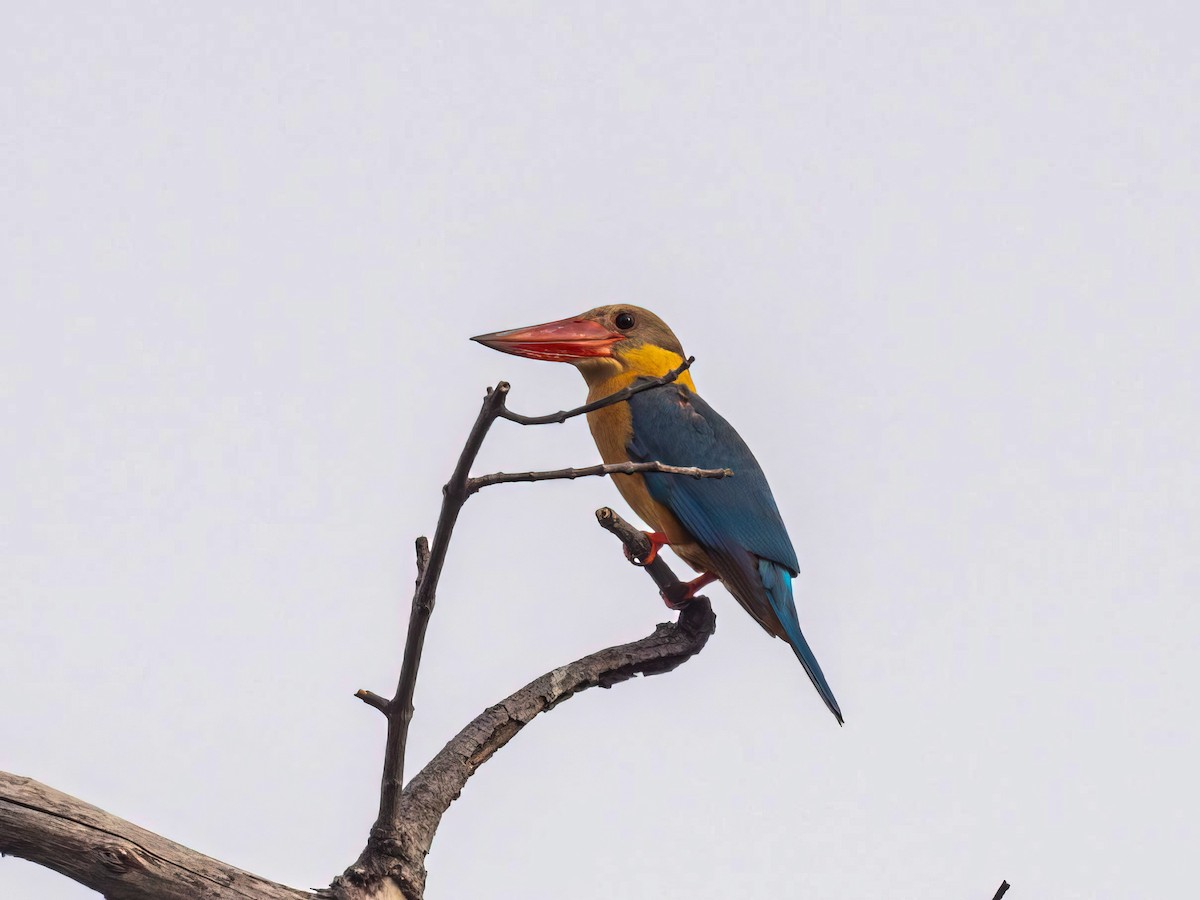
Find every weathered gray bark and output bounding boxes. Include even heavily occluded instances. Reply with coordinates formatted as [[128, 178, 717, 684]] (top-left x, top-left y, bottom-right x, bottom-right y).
[[0, 592, 714, 900], [1, 366, 718, 900], [333, 593, 715, 899], [0, 363, 1007, 898], [0, 772, 312, 900]]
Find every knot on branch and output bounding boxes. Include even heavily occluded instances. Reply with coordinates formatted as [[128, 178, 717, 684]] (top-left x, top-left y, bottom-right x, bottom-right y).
[[94, 843, 146, 874], [346, 368, 715, 900]]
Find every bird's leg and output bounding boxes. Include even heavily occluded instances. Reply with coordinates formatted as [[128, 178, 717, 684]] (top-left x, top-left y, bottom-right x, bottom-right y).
[[623, 531, 670, 566], [662, 572, 718, 609]]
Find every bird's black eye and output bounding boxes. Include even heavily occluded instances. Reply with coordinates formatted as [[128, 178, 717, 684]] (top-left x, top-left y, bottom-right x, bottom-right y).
[[615, 311, 636, 330]]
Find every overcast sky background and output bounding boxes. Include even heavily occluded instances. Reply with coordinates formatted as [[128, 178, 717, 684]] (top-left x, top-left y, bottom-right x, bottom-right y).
[[3, 4, 1198, 899]]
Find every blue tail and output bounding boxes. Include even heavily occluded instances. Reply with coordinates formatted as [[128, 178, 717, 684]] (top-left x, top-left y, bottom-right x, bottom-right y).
[[759, 560, 844, 724]]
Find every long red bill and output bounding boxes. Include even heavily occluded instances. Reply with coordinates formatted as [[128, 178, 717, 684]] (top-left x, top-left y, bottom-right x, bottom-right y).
[[470, 316, 623, 362]]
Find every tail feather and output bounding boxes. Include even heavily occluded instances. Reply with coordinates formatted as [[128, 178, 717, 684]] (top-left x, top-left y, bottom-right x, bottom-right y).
[[758, 560, 844, 725]]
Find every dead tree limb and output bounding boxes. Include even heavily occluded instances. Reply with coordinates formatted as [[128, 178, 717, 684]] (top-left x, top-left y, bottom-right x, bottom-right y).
[[0, 772, 310, 900], [335, 510, 715, 899], [1, 360, 724, 900], [359, 355, 699, 830], [337, 365, 709, 898], [1, 359, 1010, 900]]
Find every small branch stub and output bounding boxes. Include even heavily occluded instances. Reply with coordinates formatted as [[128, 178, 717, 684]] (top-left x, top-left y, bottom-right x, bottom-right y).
[[414, 536, 431, 580], [356, 690, 390, 714]]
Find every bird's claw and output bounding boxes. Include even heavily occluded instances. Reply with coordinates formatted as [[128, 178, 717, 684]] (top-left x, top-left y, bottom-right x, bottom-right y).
[[661, 572, 719, 609], [623, 531, 668, 567], [623, 542, 657, 567], [661, 587, 691, 610]]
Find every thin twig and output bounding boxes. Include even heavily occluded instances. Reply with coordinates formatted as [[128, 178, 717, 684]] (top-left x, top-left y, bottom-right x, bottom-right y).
[[992, 881, 1011, 900], [356, 540, 436, 715], [467, 461, 731, 495], [377, 385, 509, 828], [354, 540, 434, 720], [497, 356, 694, 425]]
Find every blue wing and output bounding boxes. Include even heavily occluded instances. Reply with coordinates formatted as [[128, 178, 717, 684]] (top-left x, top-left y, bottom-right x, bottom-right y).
[[627, 382, 843, 723], [627, 383, 798, 570]]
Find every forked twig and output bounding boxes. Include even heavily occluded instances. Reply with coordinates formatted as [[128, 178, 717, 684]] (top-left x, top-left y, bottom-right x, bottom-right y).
[[345, 362, 707, 898], [337, 507, 715, 900]]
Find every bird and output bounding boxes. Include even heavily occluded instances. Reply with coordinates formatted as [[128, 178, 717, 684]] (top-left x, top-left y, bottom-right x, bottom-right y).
[[472, 305, 843, 724]]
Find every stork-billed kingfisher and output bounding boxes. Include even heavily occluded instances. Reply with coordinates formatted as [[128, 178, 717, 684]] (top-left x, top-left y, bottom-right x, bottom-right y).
[[472, 305, 843, 724]]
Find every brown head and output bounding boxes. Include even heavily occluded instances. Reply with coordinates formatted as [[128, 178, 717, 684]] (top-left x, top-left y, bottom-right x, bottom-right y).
[[471, 305, 692, 391]]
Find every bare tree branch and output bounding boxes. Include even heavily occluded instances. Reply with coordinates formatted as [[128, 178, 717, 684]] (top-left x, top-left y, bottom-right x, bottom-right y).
[[1, 501, 715, 900], [332, 507, 716, 900], [467, 460, 732, 495], [992, 880, 1012, 900], [356, 540, 435, 717], [345, 371, 702, 897], [0, 363, 1005, 900], [373, 384, 509, 834], [0, 772, 310, 900], [364, 363, 700, 821]]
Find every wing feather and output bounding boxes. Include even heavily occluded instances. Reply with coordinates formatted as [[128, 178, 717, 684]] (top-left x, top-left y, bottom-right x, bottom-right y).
[[627, 382, 845, 723], [626, 383, 799, 573]]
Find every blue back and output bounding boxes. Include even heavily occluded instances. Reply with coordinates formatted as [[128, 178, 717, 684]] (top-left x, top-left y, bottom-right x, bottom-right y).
[[626, 382, 799, 573]]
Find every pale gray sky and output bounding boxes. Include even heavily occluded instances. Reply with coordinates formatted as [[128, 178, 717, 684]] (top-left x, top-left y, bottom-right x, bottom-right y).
[[3, 4, 1198, 898]]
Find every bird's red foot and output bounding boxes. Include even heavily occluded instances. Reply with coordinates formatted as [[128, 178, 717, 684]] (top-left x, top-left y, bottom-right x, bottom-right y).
[[662, 572, 718, 609], [623, 531, 669, 567]]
